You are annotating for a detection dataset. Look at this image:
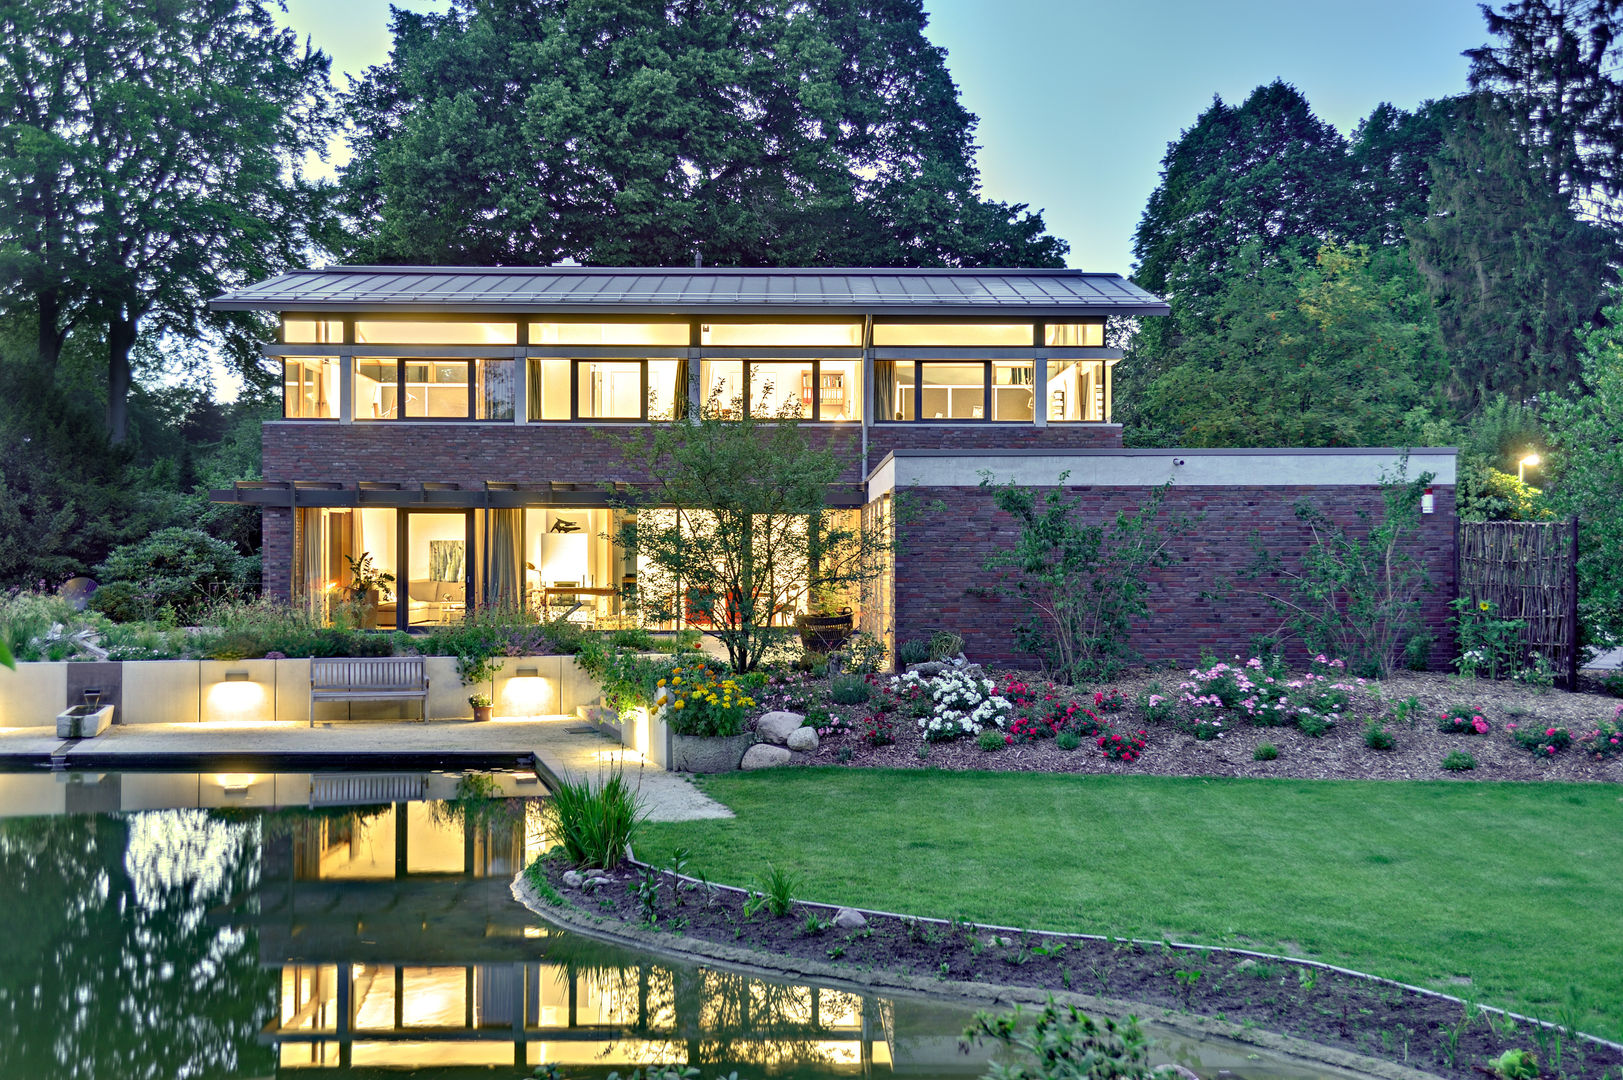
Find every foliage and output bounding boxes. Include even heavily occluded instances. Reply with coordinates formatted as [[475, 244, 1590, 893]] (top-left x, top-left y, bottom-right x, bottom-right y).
[[91, 528, 252, 624], [1097, 730, 1147, 763], [467, 692, 492, 709], [1438, 706, 1492, 736], [1453, 597, 1532, 682], [900, 668, 1012, 742], [984, 477, 1194, 683], [827, 674, 872, 706], [609, 388, 883, 674], [859, 713, 895, 748], [1580, 711, 1623, 758], [977, 729, 1007, 752], [928, 630, 966, 661], [540, 768, 645, 870], [756, 864, 798, 918], [662, 664, 756, 738], [896, 638, 932, 666], [0, 0, 337, 442], [1509, 724, 1572, 756], [963, 1000, 1160, 1080], [1487, 1048, 1539, 1080], [842, 631, 888, 674], [0, 589, 109, 661], [1441, 750, 1477, 772], [1055, 730, 1081, 751], [343, 553, 395, 600], [1253, 742, 1279, 762], [1137, 685, 1177, 725], [1363, 719, 1396, 751], [190, 597, 393, 660], [336, 0, 1064, 269], [413, 607, 557, 687], [1600, 672, 1623, 698], [1544, 296, 1623, 648], [1245, 463, 1434, 678]]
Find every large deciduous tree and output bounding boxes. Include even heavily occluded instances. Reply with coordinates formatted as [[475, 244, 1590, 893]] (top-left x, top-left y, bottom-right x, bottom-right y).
[[0, 0, 335, 443], [337, 0, 1065, 268]]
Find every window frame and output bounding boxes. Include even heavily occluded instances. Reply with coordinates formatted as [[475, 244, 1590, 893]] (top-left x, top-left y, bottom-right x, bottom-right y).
[[281, 357, 340, 420], [353, 358, 514, 423]]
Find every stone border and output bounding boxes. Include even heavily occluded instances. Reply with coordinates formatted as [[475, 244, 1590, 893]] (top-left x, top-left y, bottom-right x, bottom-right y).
[[510, 872, 1443, 1080]]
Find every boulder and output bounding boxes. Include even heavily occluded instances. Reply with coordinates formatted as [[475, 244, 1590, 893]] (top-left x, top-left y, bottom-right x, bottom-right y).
[[905, 661, 947, 677], [833, 907, 867, 929], [562, 870, 584, 889], [741, 743, 793, 770], [756, 711, 806, 745], [786, 726, 819, 752]]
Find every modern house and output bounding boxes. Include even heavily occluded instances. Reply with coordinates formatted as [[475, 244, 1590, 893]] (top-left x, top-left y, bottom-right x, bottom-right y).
[[210, 266, 1457, 665]]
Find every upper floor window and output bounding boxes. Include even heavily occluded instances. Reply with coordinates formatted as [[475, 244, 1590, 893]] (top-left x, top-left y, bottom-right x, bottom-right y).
[[283, 358, 339, 418], [530, 321, 688, 346], [1045, 320, 1106, 347], [875, 360, 1032, 421], [529, 358, 689, 421], [699, 360, 862, 421], [283, 318, 343, 344], [355, 358, 514, 420], [1048, 359, 1112, 422], [354, 320, 518, 346], [700, 322, 862, 347], [872, 322, 1034, 347]]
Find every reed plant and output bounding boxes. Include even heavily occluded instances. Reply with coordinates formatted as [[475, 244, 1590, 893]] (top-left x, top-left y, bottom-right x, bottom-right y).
[[541, 768, 646, 870]]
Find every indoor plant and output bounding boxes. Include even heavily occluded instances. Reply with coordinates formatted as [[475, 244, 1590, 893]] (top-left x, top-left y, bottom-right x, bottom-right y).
[[661, 664, 756, 772], [344, 552, 395, 630], [468, 691, 494, 722]]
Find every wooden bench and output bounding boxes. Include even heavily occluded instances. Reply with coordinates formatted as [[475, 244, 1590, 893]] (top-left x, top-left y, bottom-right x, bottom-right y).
[[310, 657, 430, 724]]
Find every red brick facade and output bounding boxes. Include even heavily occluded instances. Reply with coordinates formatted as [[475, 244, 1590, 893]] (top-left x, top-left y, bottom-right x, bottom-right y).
[[891, 483, 1457, 670], [867, 423, 1123, 458]]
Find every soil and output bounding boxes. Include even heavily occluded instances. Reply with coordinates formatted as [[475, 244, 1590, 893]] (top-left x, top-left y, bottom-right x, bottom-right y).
[[541, 859, 1621, 1080], [752, 666, 1623, 784]]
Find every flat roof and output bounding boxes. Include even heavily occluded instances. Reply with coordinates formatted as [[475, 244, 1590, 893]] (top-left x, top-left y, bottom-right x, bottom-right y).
[[209, 265, 1169, 317]]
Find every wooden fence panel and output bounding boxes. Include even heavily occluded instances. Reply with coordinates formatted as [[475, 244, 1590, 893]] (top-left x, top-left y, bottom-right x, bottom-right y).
[[1455, 520, 1579, 688]]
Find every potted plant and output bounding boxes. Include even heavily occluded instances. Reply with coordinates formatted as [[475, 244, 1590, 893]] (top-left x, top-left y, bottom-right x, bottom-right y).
[[344, 552, 395, 630], [662, 663, 757, 772], [468, 691, 494, 722], [796, 585, 853, 653]]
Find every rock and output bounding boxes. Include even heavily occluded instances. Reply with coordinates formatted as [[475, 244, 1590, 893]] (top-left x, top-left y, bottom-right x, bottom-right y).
[[786, 726, 819, 752], [741, 743, 793, 769], [756, 711, 806, 745], [585, 868, 610, 879], [833, 907, 867, 929], [562, 870, 583, 888], [905, 660, 947, 676], [984, 934, 1012, 948]]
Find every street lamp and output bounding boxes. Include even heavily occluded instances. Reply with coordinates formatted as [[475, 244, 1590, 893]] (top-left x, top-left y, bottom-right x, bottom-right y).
[[1518, 452, 1541, 484]]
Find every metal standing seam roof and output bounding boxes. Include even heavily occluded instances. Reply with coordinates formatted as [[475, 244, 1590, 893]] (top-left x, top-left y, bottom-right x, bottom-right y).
[[208, 265, 1169, 316]]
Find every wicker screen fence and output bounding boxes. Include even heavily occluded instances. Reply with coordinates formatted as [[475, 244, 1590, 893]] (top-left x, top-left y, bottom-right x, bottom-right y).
[[1455, 519, 1580, 688]]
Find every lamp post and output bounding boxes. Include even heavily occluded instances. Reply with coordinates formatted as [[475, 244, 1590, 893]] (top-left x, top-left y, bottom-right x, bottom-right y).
[[1518, 453, 1541, 485]]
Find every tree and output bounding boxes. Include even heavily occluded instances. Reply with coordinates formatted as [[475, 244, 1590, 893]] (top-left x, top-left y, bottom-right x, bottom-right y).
[[608, 386, 884, 673], [1128, 243, 1448, 448], [0, 0, 336, 442], [337, 0, 1065, 268], [1543, 295, 1623, 649]]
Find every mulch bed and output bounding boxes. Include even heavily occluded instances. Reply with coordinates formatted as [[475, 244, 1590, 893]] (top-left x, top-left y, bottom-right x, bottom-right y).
[[540, 859, 1622, 1080], [753, 666, 1623, 783]]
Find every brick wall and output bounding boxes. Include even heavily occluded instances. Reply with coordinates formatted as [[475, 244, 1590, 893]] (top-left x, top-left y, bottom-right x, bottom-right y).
[[892, 483, 1457, 670], [867, 423, 1123, 460], [262, 506, 293, 601]]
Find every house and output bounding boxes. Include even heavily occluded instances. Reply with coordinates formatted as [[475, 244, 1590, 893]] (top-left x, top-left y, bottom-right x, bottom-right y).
[[209, 265, 1456, 664]]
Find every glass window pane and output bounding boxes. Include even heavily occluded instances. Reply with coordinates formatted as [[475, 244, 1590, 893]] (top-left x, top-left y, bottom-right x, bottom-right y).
[[921, 363, 984, 420], [818, 358, 862, 422], [872, 322, 1033, 347], [577, 361, 642, 419], [283, 358, 338, 418], [699, 359, 744, 418], [529, 321, 688, 346], [1047, 359, 1106, 421], [404, 361, 470, 418], [875, 361, 914, 421], [647, 359, 688, 420], [1044, 321, 1106, 347], [404, 513, 466, 628], [701, 322, 862, 346], [992, 362, 1035, 421], [476, 359, 514, 421], [283, 318, 343, 344], [749, 361, 814, 419], [354, 320, 516, 345], [355, 361, 399, 420]]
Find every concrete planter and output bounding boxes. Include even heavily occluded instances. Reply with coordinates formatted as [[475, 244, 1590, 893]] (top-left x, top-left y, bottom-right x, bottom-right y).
[[670, 732, 754, 773], [56, 704, 114, 739]]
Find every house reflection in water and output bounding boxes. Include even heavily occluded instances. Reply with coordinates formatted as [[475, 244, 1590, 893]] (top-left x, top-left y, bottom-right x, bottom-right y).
[[257, 798, 912, 1075]]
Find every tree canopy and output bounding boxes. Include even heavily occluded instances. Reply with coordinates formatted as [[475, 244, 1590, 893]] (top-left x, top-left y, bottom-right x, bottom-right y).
[[336, 0, 1065, 268]]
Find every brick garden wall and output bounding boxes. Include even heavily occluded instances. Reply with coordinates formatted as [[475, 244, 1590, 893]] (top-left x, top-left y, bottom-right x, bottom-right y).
[[892, 483, 1457, 670]]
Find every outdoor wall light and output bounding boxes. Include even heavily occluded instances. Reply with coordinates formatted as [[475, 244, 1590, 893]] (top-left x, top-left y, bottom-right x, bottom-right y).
[[223, 670, 251, 682], [516, 666, 539, 679], [500, 666, 552, 717], [1518, 453, 1541, 484]]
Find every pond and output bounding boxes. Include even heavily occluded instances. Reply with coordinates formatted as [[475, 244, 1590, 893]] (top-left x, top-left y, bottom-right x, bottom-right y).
[[0, 770, 1362, 1079]]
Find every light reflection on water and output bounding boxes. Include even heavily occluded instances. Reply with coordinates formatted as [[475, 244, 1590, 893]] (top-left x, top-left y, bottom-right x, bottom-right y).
[[0, 771, 1355, 1079]]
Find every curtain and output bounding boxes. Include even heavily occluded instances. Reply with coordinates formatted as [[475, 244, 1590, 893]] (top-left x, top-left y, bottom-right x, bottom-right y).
[[429, 539, 465, 582], [673, 357, 689, 420], [298, 508, 326, 617], [488, 509, 522, 609], [874, 360, 894, 421], [527, 359, 542, 421]]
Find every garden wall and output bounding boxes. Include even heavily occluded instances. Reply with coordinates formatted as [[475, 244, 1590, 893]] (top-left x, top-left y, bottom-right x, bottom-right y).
[[879, 448, 1459, 670]]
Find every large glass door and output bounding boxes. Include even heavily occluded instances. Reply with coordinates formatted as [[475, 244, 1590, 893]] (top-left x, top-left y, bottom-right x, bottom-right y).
[[401, 512, 472, 628]]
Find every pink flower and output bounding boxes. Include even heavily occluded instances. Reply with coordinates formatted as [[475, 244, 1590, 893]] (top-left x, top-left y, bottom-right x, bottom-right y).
[[1547, 728, 1558, 737]]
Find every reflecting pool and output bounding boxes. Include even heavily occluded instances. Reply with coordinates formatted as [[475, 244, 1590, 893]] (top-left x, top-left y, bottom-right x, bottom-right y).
[[0, 771, 1357, 1078]]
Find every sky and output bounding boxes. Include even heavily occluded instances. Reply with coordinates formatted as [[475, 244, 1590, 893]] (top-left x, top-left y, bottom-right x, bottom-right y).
[[277, 0, 1490, 274]]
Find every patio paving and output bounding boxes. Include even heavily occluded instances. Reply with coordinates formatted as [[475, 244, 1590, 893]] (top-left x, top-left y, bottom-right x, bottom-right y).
[[0, 717, 731, 822]]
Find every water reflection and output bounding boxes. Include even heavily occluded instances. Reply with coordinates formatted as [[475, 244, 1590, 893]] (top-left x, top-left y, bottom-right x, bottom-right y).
[[0, 771, 1352, 1079]]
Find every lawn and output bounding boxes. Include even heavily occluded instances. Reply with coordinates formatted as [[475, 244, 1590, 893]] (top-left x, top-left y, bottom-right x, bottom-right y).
[[639, 770, 1623, 1038]]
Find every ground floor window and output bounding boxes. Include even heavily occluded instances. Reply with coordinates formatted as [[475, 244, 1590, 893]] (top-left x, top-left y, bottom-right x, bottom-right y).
[[295, 508, 474, 630]]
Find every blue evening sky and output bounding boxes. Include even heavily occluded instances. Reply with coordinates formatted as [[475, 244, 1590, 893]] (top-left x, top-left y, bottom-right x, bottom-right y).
[[279, 0, 1489, 274]]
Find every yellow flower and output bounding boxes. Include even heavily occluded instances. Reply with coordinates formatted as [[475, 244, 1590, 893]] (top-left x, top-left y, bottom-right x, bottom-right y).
[[1478, 600, 1492, 612], [657, 678, 667, 687], [672, 676, 682, 685], [673, 700, 685, 710]]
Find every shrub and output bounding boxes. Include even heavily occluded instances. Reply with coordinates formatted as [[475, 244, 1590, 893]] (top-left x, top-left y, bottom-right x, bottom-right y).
[[1, 589, 110, 661], [1061, 707, 1110, 738], [1599, 671, 1623, 698], [896, 638, 932, 666], [1441, 750, 1477, 771], [1099, 729, 1148, 762], [843, 631, 888, 673], [828, 674, 872, 705], [663, 664, 756, 737], [977, 729, 1007, 751], [903, 668, 1012, 742], [1253, 742, 1279, 761], [1056, 730, 1082, 751], [1580, 711, 1623, 758], [928, 630, 965, 661], [983, 476, 1195, 683], [756, 864, 799, 917], [860, 713, 895, 747], [1437, 706, 1490, 735], [1363, 719, 1396, 750], [1452, 598, 1526, 680], [577, 638, 701, 715], [1092, 687, 1126, 712], [1509, 723, 1571, 756], [1183, 654, 1294, 726], [540, 768, 645, 869], [1175, 689, 1227, 740], [1138, 684, 1177, 724], [1296, 713, 1334, 738], [92, 527, 250, 624]]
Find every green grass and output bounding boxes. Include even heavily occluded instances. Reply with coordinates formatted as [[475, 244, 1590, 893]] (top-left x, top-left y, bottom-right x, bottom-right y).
[[641, 770, 1623, 1037]]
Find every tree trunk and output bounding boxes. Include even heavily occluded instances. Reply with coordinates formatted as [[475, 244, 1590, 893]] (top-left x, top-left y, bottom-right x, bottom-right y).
[[37, 288, 68, 370], [106, 312, 136, 445]]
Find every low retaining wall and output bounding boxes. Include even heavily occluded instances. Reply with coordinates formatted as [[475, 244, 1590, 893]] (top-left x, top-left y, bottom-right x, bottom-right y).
[[0, 654, 597, 728]]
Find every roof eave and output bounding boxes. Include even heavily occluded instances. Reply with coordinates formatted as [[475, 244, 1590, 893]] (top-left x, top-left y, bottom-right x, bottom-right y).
[[208, 299, 1171, 317]]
